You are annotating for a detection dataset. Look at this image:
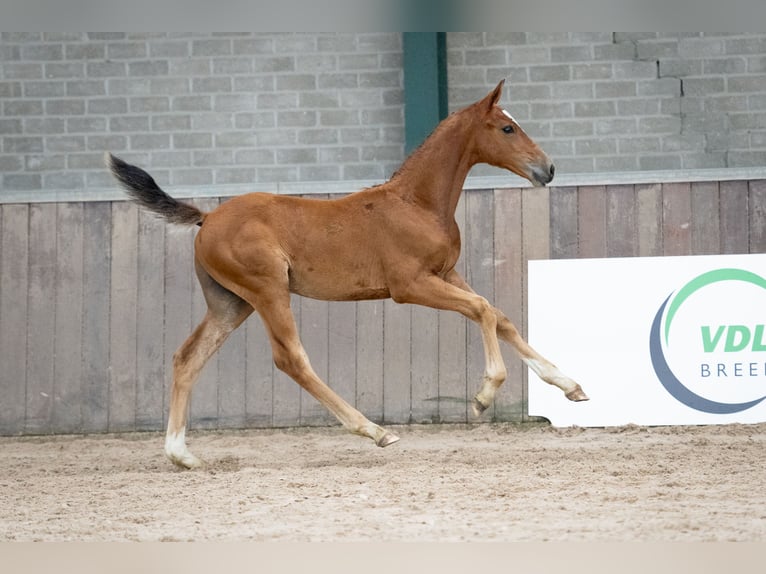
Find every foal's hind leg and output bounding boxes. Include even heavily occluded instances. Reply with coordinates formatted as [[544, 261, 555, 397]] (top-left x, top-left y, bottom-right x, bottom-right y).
[[444, 270, 588, 411], [165, 262, 253, 468], [242, 279, 399, 448]]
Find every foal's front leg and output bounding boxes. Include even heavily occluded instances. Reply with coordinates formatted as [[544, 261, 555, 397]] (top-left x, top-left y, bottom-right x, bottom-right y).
[[391, 274, 508, 416], [493, 307, 588, 402], [444, 270, 588, 405]]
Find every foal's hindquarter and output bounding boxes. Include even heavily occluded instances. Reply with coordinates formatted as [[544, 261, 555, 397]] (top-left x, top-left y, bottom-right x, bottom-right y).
[[112, 80, 588, 469]]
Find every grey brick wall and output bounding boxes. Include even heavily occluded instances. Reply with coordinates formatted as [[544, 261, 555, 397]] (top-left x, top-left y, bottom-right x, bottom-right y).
[[2, 32, 766, 197], [448, 32, 766, 177], [1, 32, 404, 196]]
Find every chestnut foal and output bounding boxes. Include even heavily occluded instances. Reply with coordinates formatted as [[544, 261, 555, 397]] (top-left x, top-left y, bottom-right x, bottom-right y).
[[108, 80, 588, 469]]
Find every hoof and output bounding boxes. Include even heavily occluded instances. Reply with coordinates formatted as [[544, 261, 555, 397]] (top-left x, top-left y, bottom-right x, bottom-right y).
[[376, 432, 400, 448], [166, 451, 204, 470], [472, 397, 489, 417], [565, 385, 589, 402]]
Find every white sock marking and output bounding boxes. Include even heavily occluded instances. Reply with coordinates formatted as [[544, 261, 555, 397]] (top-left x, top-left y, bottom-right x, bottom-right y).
[[165, 428, 187, 457]]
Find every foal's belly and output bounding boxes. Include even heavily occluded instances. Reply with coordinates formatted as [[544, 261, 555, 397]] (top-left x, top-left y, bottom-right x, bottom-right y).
[[287, 261, 391, 302]]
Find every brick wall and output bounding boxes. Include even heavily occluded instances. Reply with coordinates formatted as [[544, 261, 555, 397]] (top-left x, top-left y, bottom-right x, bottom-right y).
[[2, 32, 766, 197], [448, 32, 766, 177], [1, 32, 404, 196]]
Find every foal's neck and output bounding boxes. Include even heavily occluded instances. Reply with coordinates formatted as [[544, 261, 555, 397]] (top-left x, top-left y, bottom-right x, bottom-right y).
[[390, 108, 478, 224]]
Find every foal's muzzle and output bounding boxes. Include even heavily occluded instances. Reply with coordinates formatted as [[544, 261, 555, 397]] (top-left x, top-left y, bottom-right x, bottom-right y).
[[531, 162, 555, 187]]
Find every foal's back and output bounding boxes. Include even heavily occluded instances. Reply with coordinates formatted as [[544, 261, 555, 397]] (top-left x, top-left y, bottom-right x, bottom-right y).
[[195, 186, 409, 301]]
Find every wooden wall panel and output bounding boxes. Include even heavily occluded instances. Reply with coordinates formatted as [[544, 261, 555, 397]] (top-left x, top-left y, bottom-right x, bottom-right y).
[[355, 299, 384, 422], [720, 180, 749, 254], [606, 185, 637, 257], [52, 203, 84, 433], [383, 298, 411, 424], [410, 305, 439, 423], [271, 294, 303, 427], [217, 304, 249, 430], [1, 178, 762, 435], [135, 209, 166, 430], [636, 183, 663, 257], [0, 205, 29, 435], [578, 186, 606, 258], [328, 300, 358, 417], [108, 201, 138, 432], [662, 182, 692, 256], [749, 180, 766, 253], [26, 203, 57, 434], [81, 202, 111, 433], [245, 311, 274, 428], [690, 181, 720, 255], [300, 296, 332, 426], [549, 186, 578, 259]]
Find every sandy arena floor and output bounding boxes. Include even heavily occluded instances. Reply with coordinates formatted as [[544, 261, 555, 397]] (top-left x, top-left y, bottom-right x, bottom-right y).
[[1, 422, 765, 541]]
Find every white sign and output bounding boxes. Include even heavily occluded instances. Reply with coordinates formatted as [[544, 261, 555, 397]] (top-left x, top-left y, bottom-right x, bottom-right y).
[[528, 254, 766, 427]]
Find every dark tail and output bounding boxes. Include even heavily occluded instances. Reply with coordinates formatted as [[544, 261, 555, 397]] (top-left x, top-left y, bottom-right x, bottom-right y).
[[105, 152, 206, 227]]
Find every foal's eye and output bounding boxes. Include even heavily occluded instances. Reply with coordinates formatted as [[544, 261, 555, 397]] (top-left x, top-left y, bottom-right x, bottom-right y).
[[502, 125, 514, 134]]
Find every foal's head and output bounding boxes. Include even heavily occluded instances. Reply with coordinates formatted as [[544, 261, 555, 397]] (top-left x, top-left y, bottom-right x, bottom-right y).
[[470, 80, 555, 187]]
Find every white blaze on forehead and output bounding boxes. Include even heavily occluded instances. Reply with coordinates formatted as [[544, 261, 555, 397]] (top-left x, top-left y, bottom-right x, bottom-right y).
[[502, 109, 517, 123]]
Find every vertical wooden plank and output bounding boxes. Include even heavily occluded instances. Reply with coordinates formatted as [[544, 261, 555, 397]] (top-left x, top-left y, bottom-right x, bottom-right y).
[[438, 195, 467, 422], [245, 311, 274, 428], [465, 190, 495, 419], [662, 182, 692, 256], [109, 201, 138, 432], [521, 186, 550, 420], [53, 203, 84, 433], [82, 202, 111, 433], [0, 205, 29, 435], [26, 203, 57, 434], [493, 188, 523, 422], [301, 296, 332, 426], [328, 299, 357, 417], [606, 185, 637, 257], [189, 198, 219, 429], [750, 180, 766, 254], [135, 209, 166, 431], [356, 299, 384, 423], [383, 298, 411, 424], [410, 305, 439, 423], [636, 184, 663, 257], [720, 180, 749, 254], [217, 305, 249, 430], [549, 186, 578, 259], [690, 181, 720, 255], [163, 217, 194, 430], [272, 294, 303, 427], [577, 186, 607, 258]]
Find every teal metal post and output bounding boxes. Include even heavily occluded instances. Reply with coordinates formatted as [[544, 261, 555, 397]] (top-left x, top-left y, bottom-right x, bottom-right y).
[[403, 32, 448, 155]]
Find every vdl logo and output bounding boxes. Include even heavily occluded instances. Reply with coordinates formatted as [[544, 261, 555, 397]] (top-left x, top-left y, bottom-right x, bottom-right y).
[[649, 268, 766, 414]]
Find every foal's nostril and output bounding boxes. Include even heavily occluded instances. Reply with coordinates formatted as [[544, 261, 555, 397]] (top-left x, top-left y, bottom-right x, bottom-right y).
[[549, 164, 555, 179]]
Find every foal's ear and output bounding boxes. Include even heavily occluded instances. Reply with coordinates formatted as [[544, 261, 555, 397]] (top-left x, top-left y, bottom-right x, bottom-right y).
[[483, 79, 505, 111]]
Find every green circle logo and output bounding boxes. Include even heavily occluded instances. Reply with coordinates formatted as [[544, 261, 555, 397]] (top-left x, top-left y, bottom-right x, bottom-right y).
[[649, 268, 766, 414]]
